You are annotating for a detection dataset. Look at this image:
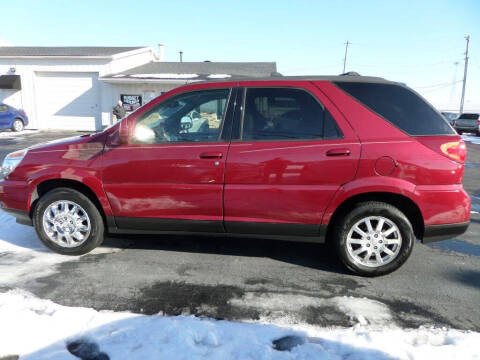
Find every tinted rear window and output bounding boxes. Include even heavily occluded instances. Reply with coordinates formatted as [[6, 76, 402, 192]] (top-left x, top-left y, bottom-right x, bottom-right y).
[[334, 82, 455, 135], [459, 113, 479, 120]]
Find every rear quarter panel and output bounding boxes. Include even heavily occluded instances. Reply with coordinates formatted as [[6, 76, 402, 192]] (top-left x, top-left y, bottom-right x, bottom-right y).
[[315, 81, 469, 226]]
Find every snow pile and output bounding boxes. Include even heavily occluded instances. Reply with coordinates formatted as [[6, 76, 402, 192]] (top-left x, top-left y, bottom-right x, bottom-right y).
[[130, 73, 199, 79], [0, 290, 479, 360], [0, 129, 39, 138], [0, 211, 118, 286]]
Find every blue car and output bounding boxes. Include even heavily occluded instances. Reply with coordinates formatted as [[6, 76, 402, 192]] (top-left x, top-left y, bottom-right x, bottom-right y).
[[0, 104, 28, 132]]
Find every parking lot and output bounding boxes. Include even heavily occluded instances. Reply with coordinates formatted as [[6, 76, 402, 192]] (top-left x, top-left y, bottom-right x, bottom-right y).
[[1, 129, 479, 331]]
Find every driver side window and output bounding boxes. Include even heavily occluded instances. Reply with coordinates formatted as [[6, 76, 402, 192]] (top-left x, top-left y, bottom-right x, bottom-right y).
[[133, 88, 230, 144]]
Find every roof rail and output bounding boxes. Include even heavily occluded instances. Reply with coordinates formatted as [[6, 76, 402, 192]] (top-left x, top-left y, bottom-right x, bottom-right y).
[[339, 71, 361, 76]]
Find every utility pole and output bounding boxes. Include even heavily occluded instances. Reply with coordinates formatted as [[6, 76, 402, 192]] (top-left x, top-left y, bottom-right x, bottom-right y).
[[459, 35, 470, 113], [342, 40, 350, 73], [179, 51, 183, 62]]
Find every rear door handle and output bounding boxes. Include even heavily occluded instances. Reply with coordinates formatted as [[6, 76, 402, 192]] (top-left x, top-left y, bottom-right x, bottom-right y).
[[199, 152, 223, 159], [326, 148, 351, 156]]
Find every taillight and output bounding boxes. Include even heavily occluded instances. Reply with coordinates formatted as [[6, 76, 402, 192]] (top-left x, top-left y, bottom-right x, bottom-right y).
[[440, 141, 466, 163]]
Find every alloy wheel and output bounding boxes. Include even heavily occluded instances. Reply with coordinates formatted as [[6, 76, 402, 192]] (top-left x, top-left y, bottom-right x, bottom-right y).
[[42, 200, 91, 248], [346, 216, 402, 268]]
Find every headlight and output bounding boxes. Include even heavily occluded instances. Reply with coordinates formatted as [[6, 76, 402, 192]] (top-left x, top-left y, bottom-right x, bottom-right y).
[[0, 149, 28, 179]]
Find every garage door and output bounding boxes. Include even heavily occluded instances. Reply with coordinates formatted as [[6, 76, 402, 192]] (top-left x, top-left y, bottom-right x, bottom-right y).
[[35, 72, 100, 131]]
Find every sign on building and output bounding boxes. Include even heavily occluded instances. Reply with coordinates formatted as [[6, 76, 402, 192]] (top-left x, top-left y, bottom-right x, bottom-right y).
[[120, 94, 142, 111]]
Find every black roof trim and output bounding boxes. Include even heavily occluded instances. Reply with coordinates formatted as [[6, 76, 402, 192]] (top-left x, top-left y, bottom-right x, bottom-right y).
[[201, 75, 392, 84]]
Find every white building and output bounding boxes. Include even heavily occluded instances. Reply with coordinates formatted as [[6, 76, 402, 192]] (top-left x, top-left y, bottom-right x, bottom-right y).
[[0, 46, 277, 131]]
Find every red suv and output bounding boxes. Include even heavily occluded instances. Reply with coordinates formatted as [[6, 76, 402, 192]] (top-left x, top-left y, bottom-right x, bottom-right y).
[[0, 76, 471, 276]]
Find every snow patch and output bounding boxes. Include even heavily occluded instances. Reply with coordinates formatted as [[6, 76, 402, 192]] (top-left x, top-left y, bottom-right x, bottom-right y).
[[0, 290, 479, 360], [462, 134, 480, 144], [331, 296, 392, 326], [0, 212, 119, 285], [0, 129, 40, 138], [207, 74, 232, 79], [229, 292, 393, 326], [130, 73, 199, 79]]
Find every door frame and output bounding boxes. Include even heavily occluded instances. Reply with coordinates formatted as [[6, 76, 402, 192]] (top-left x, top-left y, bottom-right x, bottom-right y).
[[103, 85, 240, 233]]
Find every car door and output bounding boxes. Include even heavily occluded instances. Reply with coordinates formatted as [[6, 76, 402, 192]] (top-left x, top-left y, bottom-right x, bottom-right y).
[[224, 82, 361, 236], [102, 86, 236, 233], [0, 105, 10, 129]]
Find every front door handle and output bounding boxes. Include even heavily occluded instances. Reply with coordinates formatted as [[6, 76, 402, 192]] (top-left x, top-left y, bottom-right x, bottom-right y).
[[199, 152, 223, 159], [326, 148, 351, 156]]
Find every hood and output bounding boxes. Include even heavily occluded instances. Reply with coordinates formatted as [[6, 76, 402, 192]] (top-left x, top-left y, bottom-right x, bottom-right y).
[[27, 132, 108, 153]]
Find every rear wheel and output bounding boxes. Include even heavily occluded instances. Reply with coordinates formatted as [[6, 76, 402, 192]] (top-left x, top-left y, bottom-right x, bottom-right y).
[[33, 188, 104, 255], [333, 201, 414, 276], [11, 119, 24, 132], [476, 131, 480, 137]]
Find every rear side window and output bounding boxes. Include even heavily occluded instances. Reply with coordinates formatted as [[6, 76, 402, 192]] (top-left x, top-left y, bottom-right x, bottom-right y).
[[241, 87, 342, 141], [334, 82, 455, 135]]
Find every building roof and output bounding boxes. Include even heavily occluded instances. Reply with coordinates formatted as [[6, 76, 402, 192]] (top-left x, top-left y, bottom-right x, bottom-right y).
[[102, 61, 278, 82], [0, 46, 146, 57]]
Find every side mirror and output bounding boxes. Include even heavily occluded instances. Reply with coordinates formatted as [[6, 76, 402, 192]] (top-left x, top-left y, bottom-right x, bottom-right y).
[[119, 118, 130, 144]]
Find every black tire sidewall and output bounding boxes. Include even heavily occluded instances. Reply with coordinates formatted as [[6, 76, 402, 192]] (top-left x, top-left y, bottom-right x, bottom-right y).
[[335, 202, 414, 276], [33, 188, 104, 255]]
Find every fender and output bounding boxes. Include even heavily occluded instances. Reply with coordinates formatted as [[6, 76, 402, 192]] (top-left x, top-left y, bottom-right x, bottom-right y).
[[322, 176, 418, 225], [26, 167, 113, 216]]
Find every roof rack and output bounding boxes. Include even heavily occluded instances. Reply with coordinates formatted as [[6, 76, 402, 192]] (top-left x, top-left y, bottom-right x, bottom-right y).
[[339, 71, 361, 76]]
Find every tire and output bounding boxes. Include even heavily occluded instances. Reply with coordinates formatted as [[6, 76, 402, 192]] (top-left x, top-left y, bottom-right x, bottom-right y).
[[33, 188, 105, 255], [11, 119, 24, 132], [457, 130, 462, 135], [333, 201, 414, 277], [476, 131, 480, 137]]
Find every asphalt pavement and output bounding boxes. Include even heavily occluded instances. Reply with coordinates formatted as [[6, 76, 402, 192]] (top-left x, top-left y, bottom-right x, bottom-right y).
[[1, 129, 479, 331]]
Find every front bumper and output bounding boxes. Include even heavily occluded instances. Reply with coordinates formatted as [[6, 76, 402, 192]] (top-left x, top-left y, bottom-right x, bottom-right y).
[[422, 221, 469, 243], [0, 178, 30, 211]]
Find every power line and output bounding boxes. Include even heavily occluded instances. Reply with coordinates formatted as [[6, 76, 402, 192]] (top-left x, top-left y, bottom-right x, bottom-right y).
[[449, 61, 460, 103], [348, 59, 462, 69], [415, 80, 462, 89]]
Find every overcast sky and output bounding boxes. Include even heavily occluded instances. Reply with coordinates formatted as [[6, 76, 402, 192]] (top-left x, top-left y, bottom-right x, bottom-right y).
[[1, 0, 478, 112]]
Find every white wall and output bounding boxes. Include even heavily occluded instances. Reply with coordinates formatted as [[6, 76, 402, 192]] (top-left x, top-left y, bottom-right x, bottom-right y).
[[102, 82, 181, 126], [0, 48, 156, 130]]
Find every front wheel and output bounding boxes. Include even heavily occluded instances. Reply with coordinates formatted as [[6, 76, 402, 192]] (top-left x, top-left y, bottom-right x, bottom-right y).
[[11, 119, 24, 132], [333, 201, 414, 276], [33, 188, 105, 255]]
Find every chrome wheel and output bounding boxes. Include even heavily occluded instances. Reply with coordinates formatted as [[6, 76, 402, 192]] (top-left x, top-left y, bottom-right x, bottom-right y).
[[346, 216, 402, 268], [12, 120, 23, 132], [42, 200, 91, 248]]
